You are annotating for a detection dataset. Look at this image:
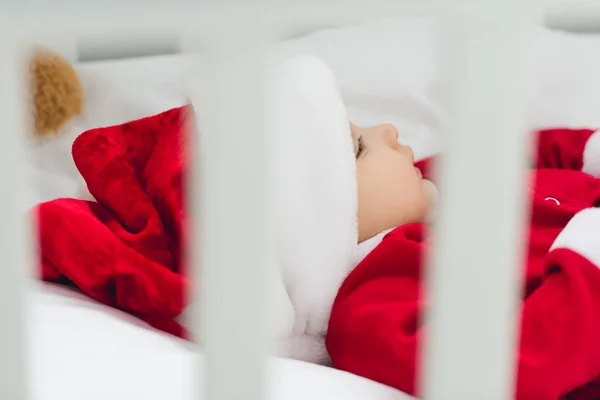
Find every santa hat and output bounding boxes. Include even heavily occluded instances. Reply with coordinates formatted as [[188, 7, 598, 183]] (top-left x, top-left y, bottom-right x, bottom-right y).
[[268, 54, 362, 363]]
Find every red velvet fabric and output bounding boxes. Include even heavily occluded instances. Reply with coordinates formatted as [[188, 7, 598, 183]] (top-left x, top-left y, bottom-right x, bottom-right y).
[[36, 106, 192, 338]]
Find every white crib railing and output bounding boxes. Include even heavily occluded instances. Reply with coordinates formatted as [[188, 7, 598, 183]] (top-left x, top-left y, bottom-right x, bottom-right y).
[[0, 39, 32, 400], [189, 30, 275, 400], [3, 2, 598, 399], [422, 14, 536, 399]]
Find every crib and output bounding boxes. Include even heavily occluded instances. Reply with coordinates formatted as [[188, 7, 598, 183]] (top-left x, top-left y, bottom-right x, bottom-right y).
[[0, 1, 598, 399]]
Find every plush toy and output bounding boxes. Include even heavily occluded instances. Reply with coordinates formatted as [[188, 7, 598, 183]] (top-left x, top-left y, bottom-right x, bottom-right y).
[[29, 47, 83, 138]]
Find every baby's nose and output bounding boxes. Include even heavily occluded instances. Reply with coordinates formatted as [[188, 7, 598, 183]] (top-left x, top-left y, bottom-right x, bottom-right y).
[[381, 124, 399, 142]]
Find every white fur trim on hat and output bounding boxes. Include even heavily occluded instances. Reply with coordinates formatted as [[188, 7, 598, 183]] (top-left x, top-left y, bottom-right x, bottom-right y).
[[550, 208, 600, 268], [582, 130, 600, 177], [271, 54, 359, 363]]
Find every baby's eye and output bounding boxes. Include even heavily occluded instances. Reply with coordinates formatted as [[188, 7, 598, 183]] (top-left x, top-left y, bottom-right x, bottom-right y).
[[356, 135, 366, 159]]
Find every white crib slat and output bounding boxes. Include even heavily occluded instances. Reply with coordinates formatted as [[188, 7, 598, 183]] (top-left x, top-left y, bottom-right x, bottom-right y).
[[0, 40, 30, 400], [421, 17, 535, 400], [189, 32, 272, 400]]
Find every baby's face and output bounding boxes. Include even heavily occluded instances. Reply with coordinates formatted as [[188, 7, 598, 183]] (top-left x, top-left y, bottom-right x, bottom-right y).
[[351, 123, 436, 242]]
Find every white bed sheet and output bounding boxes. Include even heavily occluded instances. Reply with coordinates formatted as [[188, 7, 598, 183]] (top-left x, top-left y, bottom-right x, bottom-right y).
[[30, 283, 413, 400], [28, 18, 600, 400]]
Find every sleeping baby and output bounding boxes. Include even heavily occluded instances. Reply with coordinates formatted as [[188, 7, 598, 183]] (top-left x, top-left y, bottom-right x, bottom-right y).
[[269, 54, 437, 364], [274, 56, 600, 398]]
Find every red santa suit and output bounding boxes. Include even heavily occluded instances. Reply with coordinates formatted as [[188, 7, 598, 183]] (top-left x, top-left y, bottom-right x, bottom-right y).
[[326, 127, 600, 399]]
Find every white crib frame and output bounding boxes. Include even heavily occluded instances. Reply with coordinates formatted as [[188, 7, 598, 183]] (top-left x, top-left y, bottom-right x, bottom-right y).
[[1, 2, 598, 399]]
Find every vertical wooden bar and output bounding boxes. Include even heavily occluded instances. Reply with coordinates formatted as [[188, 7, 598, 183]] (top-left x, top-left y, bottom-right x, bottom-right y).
[[188, 27, 273, 400], [0, 37, 30, 400], [421, 14, 536, 400]]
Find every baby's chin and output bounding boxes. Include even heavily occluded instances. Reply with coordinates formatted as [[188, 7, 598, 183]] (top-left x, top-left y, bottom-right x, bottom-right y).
[[421, 179, 438, 224]]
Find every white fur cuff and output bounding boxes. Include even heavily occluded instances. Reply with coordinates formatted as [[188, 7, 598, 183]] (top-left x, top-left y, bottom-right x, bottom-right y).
[[550, 208, 600, 268], [582, 130, 600, 177]]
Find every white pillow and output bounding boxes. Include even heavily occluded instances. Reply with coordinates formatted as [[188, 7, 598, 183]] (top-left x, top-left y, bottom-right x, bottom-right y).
[[282, 19, 600, 159], [527, 27, 600, 129]]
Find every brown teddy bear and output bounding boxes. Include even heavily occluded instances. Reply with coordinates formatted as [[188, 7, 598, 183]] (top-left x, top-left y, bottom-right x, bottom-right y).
[[29, 47, 84, 138]]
